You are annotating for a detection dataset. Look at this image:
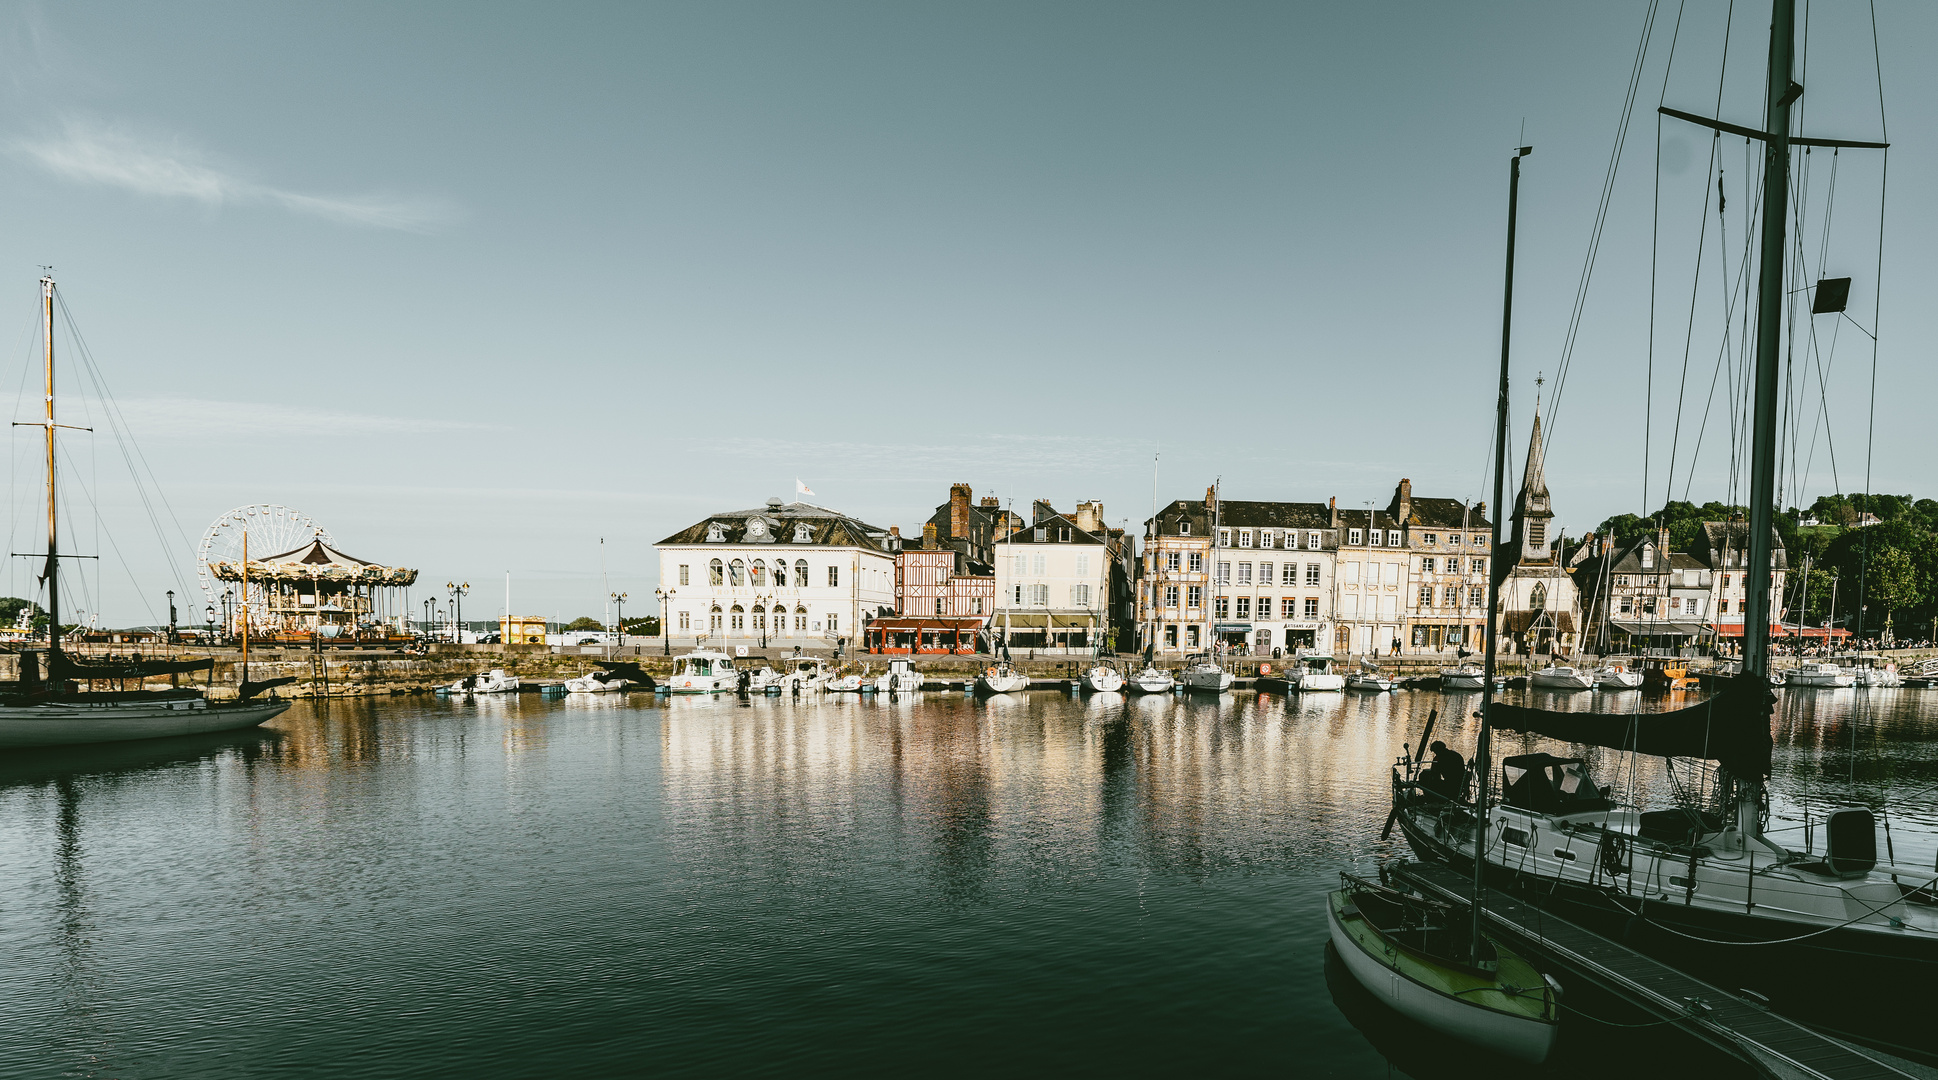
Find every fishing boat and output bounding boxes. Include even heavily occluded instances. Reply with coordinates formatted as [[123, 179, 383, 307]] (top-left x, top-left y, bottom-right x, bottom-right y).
[[975, 661, 1029, 695], [874, 658, 922, 693], [1082, 662, 1124, 693], [666, 650, 738, 694], [1528, 665, 1593, 690], [1326, 875, 1559, 1063], [1179, 652, 1232, 694], [1591, 664, 1643, 690], [1398, 8, 1938, 1051], [1294, 654, 1347, 691], [0, 277, 292, 748], [1783, 661, 1854, 688]]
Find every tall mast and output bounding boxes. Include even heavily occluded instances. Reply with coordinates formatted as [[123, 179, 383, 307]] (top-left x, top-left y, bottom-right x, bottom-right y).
[[1740, 0, 1795, 684], [1474, 145, 1532, 954], [41, 275, 59, 660]]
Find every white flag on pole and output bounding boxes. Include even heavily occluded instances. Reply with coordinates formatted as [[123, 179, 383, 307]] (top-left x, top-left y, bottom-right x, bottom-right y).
[[795, 479, 815, 498]]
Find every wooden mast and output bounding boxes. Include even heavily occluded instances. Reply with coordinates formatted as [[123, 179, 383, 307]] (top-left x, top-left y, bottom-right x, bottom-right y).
[[41, 275, 59, 663]]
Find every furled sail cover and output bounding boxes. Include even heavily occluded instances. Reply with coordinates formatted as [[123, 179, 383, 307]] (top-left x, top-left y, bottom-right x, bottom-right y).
[[51, 651, 215, 681], [1489, 675, 1774, 777]]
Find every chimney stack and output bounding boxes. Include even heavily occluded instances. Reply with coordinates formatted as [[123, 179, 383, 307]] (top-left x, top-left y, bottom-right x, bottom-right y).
[[1205, 486, 1217, 515], [1396, 478, 1412, 523], [949, 483, 971, 539], [1328, 496, 1338, 527], [1073, 500, 1103, 534], [980, 496, 1000, 510], [922, 522, 938, 549]]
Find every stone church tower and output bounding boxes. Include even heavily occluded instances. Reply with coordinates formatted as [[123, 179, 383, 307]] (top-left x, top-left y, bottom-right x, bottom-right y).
[[1495, 390, 1580, 656]]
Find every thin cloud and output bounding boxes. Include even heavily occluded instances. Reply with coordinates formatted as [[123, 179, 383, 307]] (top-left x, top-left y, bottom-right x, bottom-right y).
[[107, 395, 492, 440], [13, 117, 456, 231]]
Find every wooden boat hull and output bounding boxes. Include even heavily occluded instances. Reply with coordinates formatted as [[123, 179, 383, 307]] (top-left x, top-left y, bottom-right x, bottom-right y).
[[0, 698, 291, 748], [1326, 890, 1557, 1063]]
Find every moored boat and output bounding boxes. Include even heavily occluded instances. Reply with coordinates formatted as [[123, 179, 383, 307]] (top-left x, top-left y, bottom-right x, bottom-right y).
[[1294, 654, 1346, 691], [1082, 663, 1124, 693], [667, 650, 738, 694], [1528, 665, 1593, 690], [1345, 663, 1394, 692], [1179, 653, 1232, 694], [975, 661, 1029, 694], [1326, 876, 1559, 1063], [1591, 664, 1642, 690], [1784, 661, 1854, 688], [563, 669, 629, 693], [1439, 664, 1486, 691], [1128, 664, 1175, 694], [874, 658, 922, 693], [440, 668, 521, 695]]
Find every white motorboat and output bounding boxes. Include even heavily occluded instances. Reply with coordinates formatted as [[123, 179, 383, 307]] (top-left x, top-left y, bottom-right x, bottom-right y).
[[1128, 665, 1175, 694], [1592, 665, 1642, 690], [667, 650, 739, 694], [1439, 664, 1486, 691], [778, 657, 832, 693], [1528, 665, 1593, 690], [563, 670, 629, 694], [825, 672, 865, 692], [1345, 669, 1394, 692], [1179, 653, 1232, 694], [1294, 654, 1346, 691], [1852, 658, 1902, 687], [976, 662, 1030, 694], [1082, 663, 1125, 693], [1327, 877, 1559, 1063], [745, 666, 785, 693], [442, 668, 521, 695], [1784, 662, 1854, 688], [874, 658, 922, 693]]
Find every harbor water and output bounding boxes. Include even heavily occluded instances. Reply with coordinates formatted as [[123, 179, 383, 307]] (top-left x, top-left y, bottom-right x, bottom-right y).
[[2, 686, 1933, 1078]]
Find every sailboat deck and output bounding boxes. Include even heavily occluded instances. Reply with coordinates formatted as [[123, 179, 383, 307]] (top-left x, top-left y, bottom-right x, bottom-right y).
[[1394, 861, 1929, 1080]]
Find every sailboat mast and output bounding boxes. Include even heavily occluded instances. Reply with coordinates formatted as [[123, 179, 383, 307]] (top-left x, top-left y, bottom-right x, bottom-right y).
[[41, 275, 59, 660], [1741, 0, 1795, 683], [1474, 145, 1532, 954]]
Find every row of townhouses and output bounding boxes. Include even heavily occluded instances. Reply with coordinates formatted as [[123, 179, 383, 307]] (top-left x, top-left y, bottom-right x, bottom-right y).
[[651, 407, 1785, 658]]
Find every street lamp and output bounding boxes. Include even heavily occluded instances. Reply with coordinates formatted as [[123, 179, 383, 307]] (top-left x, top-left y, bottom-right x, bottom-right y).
[[757, 592, 773, 648], [611, 591, 628, 651], [205, 604, 216, 641], [222, 588, 234, 644], [423, 598, 433, 638], [165, 589, 177, 644], [655, 587, 676, 655], [447, 581, 469, 644]]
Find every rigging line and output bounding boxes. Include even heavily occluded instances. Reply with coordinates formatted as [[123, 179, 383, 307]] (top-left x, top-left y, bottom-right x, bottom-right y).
[[1658, 134, 1721, 511], [56, 297, 196, 599], [55, 441, 161, 627], [1641, 0, 1688, 515], [1795, 151, 1842, 504], [1800, 313, 1843, 499], [1542, 0, 1663, 451], [1682, 145, 1761, 502]]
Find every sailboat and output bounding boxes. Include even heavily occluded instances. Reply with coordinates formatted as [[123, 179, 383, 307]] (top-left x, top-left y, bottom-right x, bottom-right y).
[[975, 633, 1029, 694], [0, 277, 291, 748], [1128, 644, 1175, 694], [1335, 146, 1559, 1064], [1392, 5, 1938, 1053]]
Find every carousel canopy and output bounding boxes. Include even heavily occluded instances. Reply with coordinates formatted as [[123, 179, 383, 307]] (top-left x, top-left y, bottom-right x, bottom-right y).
[[210, 538, 418, 587]]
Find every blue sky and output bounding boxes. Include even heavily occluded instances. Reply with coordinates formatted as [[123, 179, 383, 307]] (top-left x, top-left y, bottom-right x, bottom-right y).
[[0, 1, 1928, 625]]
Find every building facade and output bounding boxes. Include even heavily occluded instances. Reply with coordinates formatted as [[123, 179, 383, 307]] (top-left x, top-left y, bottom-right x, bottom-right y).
[[1138, 495, 1214, 654], [656, 498, 896, 653], [992, 501, 1113, 653], [1208, 496, 1340, 656], [1493, 408, 1581, 656], [1386, 478, 1493, 654]]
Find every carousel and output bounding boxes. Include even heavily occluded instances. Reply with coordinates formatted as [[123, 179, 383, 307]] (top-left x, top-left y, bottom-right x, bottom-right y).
[[202, 505, 418, 646]]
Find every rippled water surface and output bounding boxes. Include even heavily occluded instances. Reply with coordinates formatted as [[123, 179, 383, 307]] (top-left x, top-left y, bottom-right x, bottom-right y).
[[2, 686, 1934, 1078]]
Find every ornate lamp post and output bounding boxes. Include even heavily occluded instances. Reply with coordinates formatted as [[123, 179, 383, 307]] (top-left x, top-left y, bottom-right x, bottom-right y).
[[655, 587, 675, 655], [447, 581, 469, 644], [757, 592, 773, 648], [611, 591, 628, 650], [205, 604, 216, 641], [221, 588, 234, 645], [165, 589, 177, 644]]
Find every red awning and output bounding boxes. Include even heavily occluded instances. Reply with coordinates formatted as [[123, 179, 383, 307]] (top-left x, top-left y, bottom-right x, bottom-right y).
[[1713, 623, 1848, 638]]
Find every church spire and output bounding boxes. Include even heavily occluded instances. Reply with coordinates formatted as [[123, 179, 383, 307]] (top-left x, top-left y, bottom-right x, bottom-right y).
[[1511, 375, 1553, 560]]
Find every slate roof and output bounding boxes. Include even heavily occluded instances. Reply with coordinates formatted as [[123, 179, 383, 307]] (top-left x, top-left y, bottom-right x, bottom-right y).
[[997, 512, 1107, 546], [658, 500, 891, 549]]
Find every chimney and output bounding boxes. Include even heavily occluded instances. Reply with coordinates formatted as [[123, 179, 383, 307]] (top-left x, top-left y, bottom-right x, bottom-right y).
[[1474, 501, 1486, 522], [1032, 499, 1057, 525], [1205, 486, 1218, 517], [889, 526, 901, 548], [1328, 496, 1338, 527], [1658, 525, 1672, 555], [922, 522, 938, 548], [1073, 500, 1103, 534], [980, 496, 1000, 510], [949, 483, 971, 539], [1396, 478, 1412, 523]]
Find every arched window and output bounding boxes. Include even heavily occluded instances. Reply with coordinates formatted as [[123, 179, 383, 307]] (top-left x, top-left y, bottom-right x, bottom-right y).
[[729, 604, 745, 631], [709, 559, 724, 586], [794, 605, 807, 631], [750, 559, 767, 587], [794, 523, 812, 542], [794, 559, 808, 587], [751, 604, 765, 631], [709, 605, 723, 632], [1529, 583, 1547, 612], [706, 522, 725, 542], [729, 559, 745, 586]]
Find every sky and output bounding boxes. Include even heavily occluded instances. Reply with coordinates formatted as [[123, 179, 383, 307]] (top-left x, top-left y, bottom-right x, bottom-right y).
[[0, 1, 1929, 627]]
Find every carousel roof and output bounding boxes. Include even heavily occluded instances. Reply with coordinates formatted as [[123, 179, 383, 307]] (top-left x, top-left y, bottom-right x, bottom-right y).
[[209, 538, 418, 586]]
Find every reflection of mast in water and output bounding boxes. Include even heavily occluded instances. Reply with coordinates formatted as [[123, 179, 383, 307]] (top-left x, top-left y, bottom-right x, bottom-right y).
[[50, 776, 106, 1061], [917, 703, 993, 907]]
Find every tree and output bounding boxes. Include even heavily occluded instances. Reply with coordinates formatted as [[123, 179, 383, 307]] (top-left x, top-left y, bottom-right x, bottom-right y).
[[0, 597, 42, 626], [566, 616, 605, 631]]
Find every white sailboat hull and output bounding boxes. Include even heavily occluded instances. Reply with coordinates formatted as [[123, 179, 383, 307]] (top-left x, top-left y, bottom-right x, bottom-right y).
[[1296, 673, 1347, 691], [1084, 668, 1125, 693], [1326, 900, 1558, 1064], [1785, 665, 1854, 688], [1129, 669, 1175, 694], [1594, 670, 1643, 690], [1529, 668, 1594, 690], [0, 698, 292, 748], [1345, 674, 1393, 692], [1181, 669, 1232, 693]]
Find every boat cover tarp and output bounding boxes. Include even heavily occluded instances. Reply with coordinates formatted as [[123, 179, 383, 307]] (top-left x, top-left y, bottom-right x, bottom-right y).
[[1488, 675, 1774, 777], [51, 651, 214, 681], [239, 675, 298, 700]]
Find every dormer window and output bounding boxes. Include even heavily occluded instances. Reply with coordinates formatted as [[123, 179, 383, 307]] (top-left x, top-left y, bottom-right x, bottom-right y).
[[793, 523, 812, 543], [1057, 527, 1071, 542], [1217, 529, 1231, 548], [1034, 527, 1046, 542], [1238, 530, 1253, 548], [706, 522, 725, 542], [1641, 545, 1654, 569], [1179, 522, 1191, 535]]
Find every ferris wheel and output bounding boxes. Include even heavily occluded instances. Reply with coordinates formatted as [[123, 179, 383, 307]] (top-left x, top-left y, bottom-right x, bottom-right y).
[[198, 504, 333, 620]]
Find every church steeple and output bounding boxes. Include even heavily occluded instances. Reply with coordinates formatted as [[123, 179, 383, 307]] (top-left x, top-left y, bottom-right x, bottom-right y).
[[1511, 376, 1554, 562]]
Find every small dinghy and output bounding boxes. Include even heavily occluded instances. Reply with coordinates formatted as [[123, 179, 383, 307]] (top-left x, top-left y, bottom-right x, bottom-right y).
[[1326, 875, 1559, 1063]]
